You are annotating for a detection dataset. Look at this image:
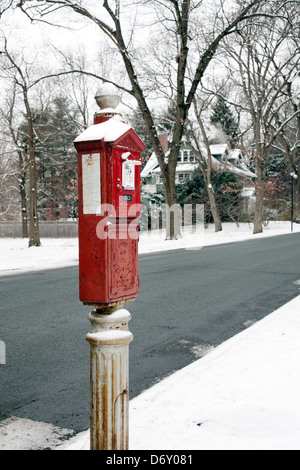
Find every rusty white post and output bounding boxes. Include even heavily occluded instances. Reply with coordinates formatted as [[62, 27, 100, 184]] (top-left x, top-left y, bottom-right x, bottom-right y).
[[86, 304, 133, 450]]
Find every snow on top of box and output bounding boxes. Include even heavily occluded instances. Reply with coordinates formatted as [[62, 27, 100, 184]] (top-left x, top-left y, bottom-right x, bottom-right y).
[[74, 115, 131, 143]]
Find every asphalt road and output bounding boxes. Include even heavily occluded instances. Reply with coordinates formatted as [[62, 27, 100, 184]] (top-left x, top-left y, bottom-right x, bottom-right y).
[[0, 233, 300, 435]]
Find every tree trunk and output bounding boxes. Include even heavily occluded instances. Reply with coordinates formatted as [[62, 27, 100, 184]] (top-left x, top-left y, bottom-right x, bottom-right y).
[[196, 109, 223, 233], [293, 176, 300, 222], [208, 187, 222, 232], [163, 165, 181, 240], [28, 157, 40, 247], [18, 151, 28, 238], [23, 88, 41, 247], [253, 158, 267, 234], [20, 175, 28, 239]]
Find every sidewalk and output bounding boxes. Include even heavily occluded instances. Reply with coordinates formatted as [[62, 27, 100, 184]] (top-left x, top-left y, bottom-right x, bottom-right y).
[[58, 293, 300, 451]]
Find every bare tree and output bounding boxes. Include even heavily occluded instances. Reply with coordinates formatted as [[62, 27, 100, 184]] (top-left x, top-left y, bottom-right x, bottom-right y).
[[0, 38, 41, 246], [0, 141, 19, 219], [273, 83, 300, 221], [0, 0, 14, 19], [53, 48, 96, 131], [16, 0, 271, 239], [0, 83, 29, 237], [185, 96, 223, 232], [221, 10, 300, 233]]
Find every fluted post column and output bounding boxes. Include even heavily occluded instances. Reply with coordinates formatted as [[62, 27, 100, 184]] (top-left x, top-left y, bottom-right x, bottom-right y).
[[86, 306, 133, 450]]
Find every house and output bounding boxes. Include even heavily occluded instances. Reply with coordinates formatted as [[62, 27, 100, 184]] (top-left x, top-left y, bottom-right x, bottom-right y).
[[141, 137, 256, 194]]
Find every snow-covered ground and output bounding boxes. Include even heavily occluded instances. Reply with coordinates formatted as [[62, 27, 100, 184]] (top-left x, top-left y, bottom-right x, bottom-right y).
[[1, 221, 299, 278], [60, 294, 300, 451], [1, 221, 300, 450]]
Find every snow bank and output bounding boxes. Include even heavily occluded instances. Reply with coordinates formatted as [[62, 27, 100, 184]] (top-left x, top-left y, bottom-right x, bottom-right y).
[[0, 238, 79, 277], [0, 221, 299, 277], [139, 220, 300, 254], [58, 294, 300, 451], [129, 295, 300, 450]]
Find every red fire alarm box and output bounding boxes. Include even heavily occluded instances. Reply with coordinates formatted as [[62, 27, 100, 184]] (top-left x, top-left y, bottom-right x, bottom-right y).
[[74, 90, 146, 307]]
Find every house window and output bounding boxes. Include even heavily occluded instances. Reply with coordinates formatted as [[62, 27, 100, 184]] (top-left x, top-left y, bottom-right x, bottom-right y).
[[178, 152, 182, 162], [183, 151, 188, 162], [179, 173, 189, 182], [190, 153, 194, 162]]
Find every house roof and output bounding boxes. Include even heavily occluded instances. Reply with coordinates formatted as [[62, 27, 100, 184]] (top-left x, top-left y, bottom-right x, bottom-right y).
[[228, 149, 242, 160], [141, 152, 159, 177], [151, 163, 197, 173], [221, 161, 257, 178], [142, 143, 256, 180], [209, 144, 228, 155]]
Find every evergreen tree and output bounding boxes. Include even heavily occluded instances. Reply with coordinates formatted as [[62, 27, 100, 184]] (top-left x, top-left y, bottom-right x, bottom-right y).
[[39, 96, 79, 219], [158, 101, 177, 134], [210, 96, 239, 148], [158, 100, 190, 138], [177, 167, 244, 224], [29, 95, 79, 219]]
